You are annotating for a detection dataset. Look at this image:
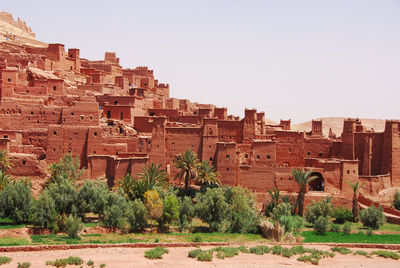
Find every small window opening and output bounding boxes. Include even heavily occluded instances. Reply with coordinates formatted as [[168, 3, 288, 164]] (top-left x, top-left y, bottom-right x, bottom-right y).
[[245, 154, 248, 159], [53, 131, 57, 135], [106, 111, 111, 118], [94, 132, 97, 136], [80, 115, 84, 120], [256, 155, 260, 160], [7, 78, 11, 82], [226, 154, 230, 160], [22, 160, 26, 165], [267, 155, 271, 159], [53, 86, 56, 90], [307, 152, 310, 156], [30, 111, 33, 115]]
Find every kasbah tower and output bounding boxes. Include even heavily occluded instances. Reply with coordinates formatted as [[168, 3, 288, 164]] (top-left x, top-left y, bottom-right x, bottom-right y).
[[0, 11, 399, 222]]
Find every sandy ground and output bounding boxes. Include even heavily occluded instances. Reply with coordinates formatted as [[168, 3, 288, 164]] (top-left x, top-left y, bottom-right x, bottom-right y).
[[1, 245, 399, 268]]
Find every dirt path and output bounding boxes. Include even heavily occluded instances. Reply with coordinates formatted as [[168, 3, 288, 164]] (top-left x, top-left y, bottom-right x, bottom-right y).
[[0, 245, 399, 268]]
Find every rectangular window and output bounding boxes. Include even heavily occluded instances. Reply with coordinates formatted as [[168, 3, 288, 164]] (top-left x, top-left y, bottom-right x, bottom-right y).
[[106, 111, 111, 118], [226, 154, 230, 160], [267, 155, 271, 159]]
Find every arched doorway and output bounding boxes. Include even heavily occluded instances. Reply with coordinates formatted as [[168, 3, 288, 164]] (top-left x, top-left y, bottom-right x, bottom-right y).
[[309, 172, 324, 191]]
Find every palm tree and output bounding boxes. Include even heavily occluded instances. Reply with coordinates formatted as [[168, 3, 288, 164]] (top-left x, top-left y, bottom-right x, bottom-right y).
[[267, 187, 280, 208], [0, 169, 11, 190], [0, 150, 12, 173], [197, 161, 220, 186], [348, 180, 366, 222], [174, 149, 200, 191], [292, 168, 318, 216], [119, 173, 137, 200]]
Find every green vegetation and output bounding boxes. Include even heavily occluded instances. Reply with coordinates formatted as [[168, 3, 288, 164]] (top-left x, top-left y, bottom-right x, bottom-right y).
[[302, 231, 400, 244], [0, 256, 12, 265], [394, 190, 400, 210], [371, 250, 400, 260], [331, 247, 352, 255], [348, 181, 366, 222], [196, 250, 213, 261], [87, 259, 94, 266], [359, 206, 386, 230], [332, 207, 353, 224], [313, 216, 329, 235], [342, 222, 352, 235], [353, 250, 371, 258], [306, 198, 333, 224], [292, 169, 318, 216], [144, 247, 169, 259], [249, 245, 270, 255], [46, 256, 83, 266], [17, 263, 31, 268]]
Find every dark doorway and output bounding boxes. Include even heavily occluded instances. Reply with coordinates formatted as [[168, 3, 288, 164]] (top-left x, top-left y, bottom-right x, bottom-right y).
[[309, 172, 324, 191]]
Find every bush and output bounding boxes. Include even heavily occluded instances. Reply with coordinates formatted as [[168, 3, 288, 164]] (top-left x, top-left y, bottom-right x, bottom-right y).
[[332, 207, 353, 224], [249, 245, 270, 255], [313, 216, 329, 235], [158, 194, 179, 227], [393, 191, 400, 210], [46, 178, 78, 216], [279, 215, 304, 234], [237, 245, 249, 253], [178, 196, 195, 231], [0, 256, 12, 265], [87, 259, 94, 266], [102, 192, 128, 230], [126, 199, 148, 231], [46, 256, 83, 266], [65, 215, 83, 238], [214, 246, 239, 259], [271, 245, 283, 255], [353, 250, 371, 258], [270, 202, 292, 222], [330, 224, 341, 233], [305, 198, 332, 224], [195, 188, 229, 232], [342, 223, 351, 235], [331, 247, 352, 255], [144, 247, 169, 259], [144, 190, 163, 222], [17, 262, 30, 268], [78, 179, 109, 217], [188, 248, 202, 258], [31, 192, 57, 229], [0, 180, 33, 224], [225, 186, 259, 233], [359, 206, 386, 230], [196, 250, 213, 262], [371, 250, 400, 260], [192, 234, 202, 242]]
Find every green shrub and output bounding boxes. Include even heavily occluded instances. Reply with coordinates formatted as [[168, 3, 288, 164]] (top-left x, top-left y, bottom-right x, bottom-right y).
[[332, 207, 353, 224], [271, 245, 283, 255], [102, 192, 128, 230], [46, 178, 78, 216], [225, 186, 259, 233], [279, 215, 304, 234], [342, 223, 352, 235], [78, 179, 109, 217], [196, 250, 213, 261], [195, 188, 229, 232], [313, 216, 329, 235], [144, 190, 163, 222], [0, 180, 33, 223], [188, 248, 202, 258], [359, 206, 386, 230], [281, 247, 294, 258], [305, 198, 333, 224], [31, 192, 57, 229], [393, 191, 400, 210], [330, 223, 341, 233], [158, 194, 179, 227], [192, 234, 202, 242], [17, 262, 31, 268], [371, 250, 400, 260], [290, 245, 306, 255], [353, 250, 371, 258], [0, 256, 12, 265], [100, 264, 106, 268], [331, 247, 352, 255], [214, 247, 239, 259], [46, 256, 84, 267], [270, 202, 292, 222], [144, 247, 169, 259], [367, 228, 373, 236], [237, 245, 249, 253], [297, 254, 320, 265], [65, 215, 83, 238], [126, 199, 148, 231], [87, 259, 94, 266], [178, 196, 195, 231], [249, 245, 270, 255]]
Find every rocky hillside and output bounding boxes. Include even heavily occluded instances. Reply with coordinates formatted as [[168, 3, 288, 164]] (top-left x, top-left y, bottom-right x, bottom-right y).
[[0, 11, 46, 47], [293, 117, 386, 137]]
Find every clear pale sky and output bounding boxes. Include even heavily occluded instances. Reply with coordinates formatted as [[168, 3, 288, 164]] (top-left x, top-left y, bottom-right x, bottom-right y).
[[3, 0, 400, 123]]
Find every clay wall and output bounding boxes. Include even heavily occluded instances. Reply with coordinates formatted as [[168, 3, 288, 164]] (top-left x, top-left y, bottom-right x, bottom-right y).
[[275, 130, 306, 167], [217, 120, 242, 143], [215, 142, 237, 185]]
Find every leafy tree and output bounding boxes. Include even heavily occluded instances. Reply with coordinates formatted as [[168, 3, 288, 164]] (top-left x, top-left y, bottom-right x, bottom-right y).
[[46, 178, 78, 216], [31, 191, 57, 229], [305, 198, 333, 224], [0, 170, 11, 191], [359, 206, 386, 230], [177, 196, 195, 231], [195, 187, 229, 232], [394, 190, 400, 210], [119, 173, 137, 201], [332, 207, 353, 224], [291, 169, 317, 216], [348, 181, 366, 222], [102, 192, 128, 230], [47, 153, 84, 186], [78, 179, 109, 218], [313, 216, 329, 235], [279, 215, 304, 234], [225, 186, 259, 233], [271, 202, 292, 222], [0, 150, 12, 172], [126, 199, 148, 231], [174, 150, 200, 191], [144, 190, 163, 222], [265, 187, 280, 216], [0, 180, 33, 223], [197, 161, 220, 186], [65, 214, 83, 238], [159, 194, 179, 228]]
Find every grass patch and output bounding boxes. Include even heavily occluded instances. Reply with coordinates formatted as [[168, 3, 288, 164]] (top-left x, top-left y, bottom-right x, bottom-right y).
[[249, 245, 270, 255], [0, 218, 25, 230], [46, 256, 83, 266], [237, 245, 249, 253], [188, 248, 202, 258], [0, 236, 29, 246], [371, 250, 400, 260], [302, 231, 400, 244], [144, 247, 169, 259], [0, 256, 12, 265], [213, 247, 239, 259], [17, 263, 30, 268], [196, 250, 213, 262], [331, 247, 352, 255], [353, 250, 371, 258]]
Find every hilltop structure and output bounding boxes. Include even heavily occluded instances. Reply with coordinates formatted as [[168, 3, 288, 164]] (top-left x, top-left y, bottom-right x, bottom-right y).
[[0, 18, 399, 216]]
